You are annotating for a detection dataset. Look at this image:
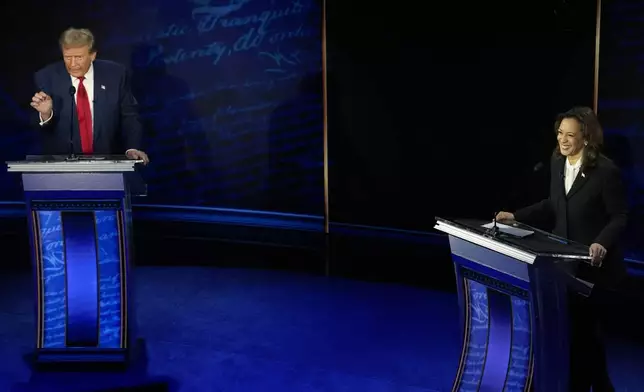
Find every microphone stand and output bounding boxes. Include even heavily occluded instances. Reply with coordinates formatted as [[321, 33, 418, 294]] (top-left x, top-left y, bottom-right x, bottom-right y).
[[65, 85, 79, 161], [487, 213, 500, 237]]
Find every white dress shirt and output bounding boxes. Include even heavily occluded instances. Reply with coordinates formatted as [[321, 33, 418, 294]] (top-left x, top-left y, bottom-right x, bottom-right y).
[[564, 157, 582, 194]]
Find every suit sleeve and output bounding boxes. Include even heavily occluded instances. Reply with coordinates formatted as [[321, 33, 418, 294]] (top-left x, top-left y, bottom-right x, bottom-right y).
[[513, 159, 556, 224], [513, 198, 553, 225], [119, 68, 143, 151], [594, 166, 628, 250], [31, 71, 56, 129]]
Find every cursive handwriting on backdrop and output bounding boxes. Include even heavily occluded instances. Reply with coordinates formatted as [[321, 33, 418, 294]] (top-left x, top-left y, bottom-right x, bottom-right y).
[[95, 210, 123, 348], [100, 0, 324, 214], [38, 211, 66, 348]]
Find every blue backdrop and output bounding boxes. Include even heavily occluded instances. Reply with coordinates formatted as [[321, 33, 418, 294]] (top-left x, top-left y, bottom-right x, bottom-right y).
[[598, 0, 644, 261], [0, 0, 324, 218]]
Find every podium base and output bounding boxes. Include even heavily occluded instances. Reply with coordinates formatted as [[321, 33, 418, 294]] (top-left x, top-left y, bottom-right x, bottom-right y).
[[28, 338, 145, 372]]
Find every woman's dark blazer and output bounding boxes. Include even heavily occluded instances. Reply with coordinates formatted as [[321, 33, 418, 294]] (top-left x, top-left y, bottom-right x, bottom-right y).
[[514, 154, 629, 286]]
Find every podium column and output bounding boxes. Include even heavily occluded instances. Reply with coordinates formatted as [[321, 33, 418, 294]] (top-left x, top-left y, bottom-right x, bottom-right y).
[[6, 160, 142, 365]]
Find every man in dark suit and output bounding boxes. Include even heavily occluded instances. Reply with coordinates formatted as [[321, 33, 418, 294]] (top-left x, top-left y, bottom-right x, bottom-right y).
[[29, 27, 149, 163], [497, 107, 627, 391]]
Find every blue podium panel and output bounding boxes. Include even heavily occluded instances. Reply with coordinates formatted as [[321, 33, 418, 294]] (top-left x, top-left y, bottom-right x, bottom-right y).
[[29, 196, 132, 363], [452, 265, 533, 392]]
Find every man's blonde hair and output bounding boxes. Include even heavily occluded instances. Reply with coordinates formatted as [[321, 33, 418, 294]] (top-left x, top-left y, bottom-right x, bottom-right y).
[[59, 28, 96, 52]]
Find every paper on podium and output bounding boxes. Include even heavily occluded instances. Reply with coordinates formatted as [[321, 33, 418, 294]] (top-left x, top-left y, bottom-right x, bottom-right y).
[[482, 221, 534, 238]]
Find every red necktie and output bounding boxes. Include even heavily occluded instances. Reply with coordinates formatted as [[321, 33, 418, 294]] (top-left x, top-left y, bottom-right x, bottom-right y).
[[76, 76, 93, 154]]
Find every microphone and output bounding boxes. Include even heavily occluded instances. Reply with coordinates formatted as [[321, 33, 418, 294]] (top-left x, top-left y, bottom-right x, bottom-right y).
[[66, 86, 78, 161], [532, 161, 545, 173]]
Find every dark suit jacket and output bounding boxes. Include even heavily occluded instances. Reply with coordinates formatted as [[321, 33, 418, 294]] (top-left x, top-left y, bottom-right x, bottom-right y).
[[514, 154, 629, 286], [33, 59, 142, 155]]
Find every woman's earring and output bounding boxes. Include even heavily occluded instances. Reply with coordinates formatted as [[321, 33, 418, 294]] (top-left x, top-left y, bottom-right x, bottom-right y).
[[584, 141, 588, 146]]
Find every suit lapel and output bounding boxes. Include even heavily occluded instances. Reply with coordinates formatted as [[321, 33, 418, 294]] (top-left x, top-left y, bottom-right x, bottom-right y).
[[566, 167, 589, 199], [55, 64, 80, 151], [555, 158, 567, 199], [92, 62, 105, 144]]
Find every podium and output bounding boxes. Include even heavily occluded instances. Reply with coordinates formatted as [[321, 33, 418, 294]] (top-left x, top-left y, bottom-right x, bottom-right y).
[[435, 217, 594, 392], [6, 156, 145, 365]]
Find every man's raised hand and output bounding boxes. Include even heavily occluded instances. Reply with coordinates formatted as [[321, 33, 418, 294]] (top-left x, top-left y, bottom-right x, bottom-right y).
[[30, 91, 53, 118]]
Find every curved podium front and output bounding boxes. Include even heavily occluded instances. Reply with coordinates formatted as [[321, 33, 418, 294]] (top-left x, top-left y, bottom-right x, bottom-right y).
[[435, 218, 593, 392], [6, 157, 145, 366]]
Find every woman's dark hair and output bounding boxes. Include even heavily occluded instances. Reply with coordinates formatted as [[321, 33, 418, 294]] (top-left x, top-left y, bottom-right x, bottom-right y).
[[552, 106, 603, 169]]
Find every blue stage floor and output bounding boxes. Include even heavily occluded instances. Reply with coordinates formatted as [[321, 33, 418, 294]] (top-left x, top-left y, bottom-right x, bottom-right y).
[[0, 267, 642, 392]]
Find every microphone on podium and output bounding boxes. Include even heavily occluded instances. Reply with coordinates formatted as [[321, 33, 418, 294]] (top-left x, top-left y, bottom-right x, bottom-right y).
[[66, 86, 78, 161], [488, 212, 500, 237]]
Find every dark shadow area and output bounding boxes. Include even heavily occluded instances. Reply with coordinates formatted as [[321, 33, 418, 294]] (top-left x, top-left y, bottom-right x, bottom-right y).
[[11, 339, 178, 392], [266, 71, 324, 215], [129, 44, 213, 206], [604, 133, 634, 174], [603, 133, 643, 259]]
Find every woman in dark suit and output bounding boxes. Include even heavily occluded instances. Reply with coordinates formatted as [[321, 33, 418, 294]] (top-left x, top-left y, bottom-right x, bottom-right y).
[[497, 106, 628, 392]]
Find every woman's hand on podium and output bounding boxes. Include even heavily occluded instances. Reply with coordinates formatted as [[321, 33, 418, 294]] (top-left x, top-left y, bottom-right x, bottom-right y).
[[495, 211, 515, 222], [589, 243, 607, 267]]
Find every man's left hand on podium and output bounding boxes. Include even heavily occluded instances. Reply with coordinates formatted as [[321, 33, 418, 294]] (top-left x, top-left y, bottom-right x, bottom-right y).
[[126, 149, 149, 165]]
